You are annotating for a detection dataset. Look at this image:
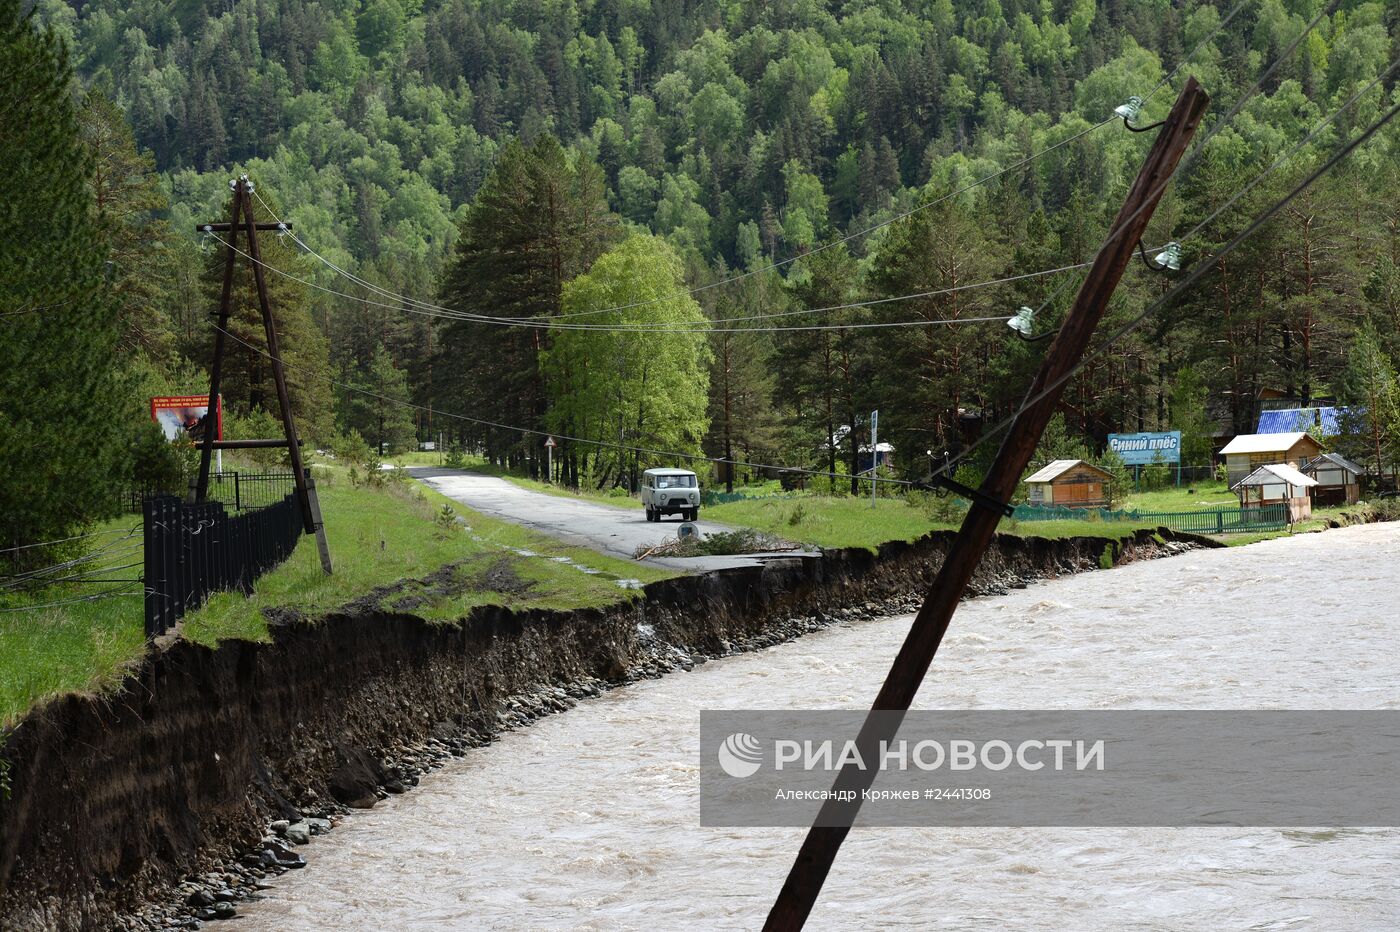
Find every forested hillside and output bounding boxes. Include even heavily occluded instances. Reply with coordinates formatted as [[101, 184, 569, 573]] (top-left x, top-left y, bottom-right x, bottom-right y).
[[26, 0, 1400, 490]]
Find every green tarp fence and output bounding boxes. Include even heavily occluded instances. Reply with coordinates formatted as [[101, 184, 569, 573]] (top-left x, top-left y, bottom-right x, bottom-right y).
[[1011, 502, 1290, 534]]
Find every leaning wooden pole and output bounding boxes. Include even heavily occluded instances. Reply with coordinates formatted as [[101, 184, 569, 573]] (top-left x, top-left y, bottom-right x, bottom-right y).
[[764, 77, 1209, 930], [194, 185, 242, 503], [238, 183, 333, 574]]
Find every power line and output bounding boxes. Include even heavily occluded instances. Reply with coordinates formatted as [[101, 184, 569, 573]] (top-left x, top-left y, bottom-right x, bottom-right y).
[[254, 196, 1101, 330], [1, 523, 139, 558], [220, 71, 1397, 500], [210, 320, 919, 487], [205, 230, 1100, 334], [924, 87, 1400, 489], [0, 584, 143, 614]]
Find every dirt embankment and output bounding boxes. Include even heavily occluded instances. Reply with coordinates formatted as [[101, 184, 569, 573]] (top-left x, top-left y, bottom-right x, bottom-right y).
[[0, 528, 1208, 930]]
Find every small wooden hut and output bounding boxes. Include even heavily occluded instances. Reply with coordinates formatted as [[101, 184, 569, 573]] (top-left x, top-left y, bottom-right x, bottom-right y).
[[1231, 463, 1317, 522], [1300, 453, 1363, 506], [1218, 431, 1323, 486], [1023, 459, 1113, 508]]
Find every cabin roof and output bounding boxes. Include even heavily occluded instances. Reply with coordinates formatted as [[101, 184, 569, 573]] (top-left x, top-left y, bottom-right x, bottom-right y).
[[1256, 406, 1349, 435], [1218, 431, 1318, 455], [1024, 459, 1111, 483], [1301, 452, 1364, 476], [642, 467, 697, 476], [1231, 463, 1318, 490]]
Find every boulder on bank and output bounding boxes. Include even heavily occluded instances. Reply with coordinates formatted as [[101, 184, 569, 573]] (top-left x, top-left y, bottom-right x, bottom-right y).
[[327, 745, 390, 809]]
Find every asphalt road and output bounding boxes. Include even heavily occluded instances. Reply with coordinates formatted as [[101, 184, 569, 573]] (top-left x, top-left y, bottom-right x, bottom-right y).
[[408, 468, 815, 572]]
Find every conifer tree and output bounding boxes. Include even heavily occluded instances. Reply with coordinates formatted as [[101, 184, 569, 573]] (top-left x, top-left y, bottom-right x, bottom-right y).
[[0, 7, 129, 567], [435, 135, 618, 475]]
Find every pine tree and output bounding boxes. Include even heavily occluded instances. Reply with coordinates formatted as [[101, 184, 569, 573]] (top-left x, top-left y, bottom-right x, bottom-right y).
[[0, 7, 130, 567], [342, 347, 418, 455], [867, 194, 1008, 467], [778, 244, 869, 493], [704, 269, 781, 491], [78, 90, 178, 365], [435, 135, 619, 475]]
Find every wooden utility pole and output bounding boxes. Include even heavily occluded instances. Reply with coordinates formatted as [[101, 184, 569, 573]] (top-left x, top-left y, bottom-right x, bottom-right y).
[[764, 78, 1209, 930], [195, 176, 332, 575]]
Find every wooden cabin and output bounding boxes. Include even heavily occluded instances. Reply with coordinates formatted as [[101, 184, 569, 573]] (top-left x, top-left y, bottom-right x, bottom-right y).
[[1232, 463, 1317, 522], [1218, 431, 1323, 486], [1301, 453, 1363, 506], [1023, 459, 1113, 508]]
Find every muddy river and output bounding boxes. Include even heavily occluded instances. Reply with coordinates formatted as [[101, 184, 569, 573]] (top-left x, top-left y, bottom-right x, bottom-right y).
[[242, 522, 1400, 930]]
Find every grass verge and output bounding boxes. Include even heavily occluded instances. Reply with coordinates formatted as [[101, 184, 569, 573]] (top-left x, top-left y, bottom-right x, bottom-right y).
[[0, 469, 673, 727], [702, 496, 1166, 551]]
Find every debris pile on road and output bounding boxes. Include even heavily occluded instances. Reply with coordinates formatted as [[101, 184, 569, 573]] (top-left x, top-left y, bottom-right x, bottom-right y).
[[633, 527, 802, 560]]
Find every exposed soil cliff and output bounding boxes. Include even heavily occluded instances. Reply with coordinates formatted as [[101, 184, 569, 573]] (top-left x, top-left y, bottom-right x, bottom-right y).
[[0, 528, 1208, 930]]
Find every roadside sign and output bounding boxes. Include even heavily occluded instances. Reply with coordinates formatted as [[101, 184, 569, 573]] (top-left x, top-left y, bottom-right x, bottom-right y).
[[1107, 431, 1181, 465], [544, 436, 557, 448], [151, 395, 222, 442]]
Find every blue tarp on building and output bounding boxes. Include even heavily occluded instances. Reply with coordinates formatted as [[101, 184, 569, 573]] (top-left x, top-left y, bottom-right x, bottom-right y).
[[1256, 407, 1349, 435]]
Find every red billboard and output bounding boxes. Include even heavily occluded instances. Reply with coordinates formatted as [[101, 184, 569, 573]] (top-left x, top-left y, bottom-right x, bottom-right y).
[[151, 395, 223, 442]]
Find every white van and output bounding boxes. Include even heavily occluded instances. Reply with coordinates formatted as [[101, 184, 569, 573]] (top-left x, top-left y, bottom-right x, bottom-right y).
[[641, 468, 701, 522]]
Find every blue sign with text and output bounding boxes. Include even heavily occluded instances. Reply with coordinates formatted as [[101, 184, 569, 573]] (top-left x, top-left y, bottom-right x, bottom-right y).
[[1107, 431, 1181, 466]]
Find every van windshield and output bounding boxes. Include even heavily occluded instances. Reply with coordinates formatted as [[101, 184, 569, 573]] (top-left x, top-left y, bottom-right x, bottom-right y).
[[655, 475, 696, 489]]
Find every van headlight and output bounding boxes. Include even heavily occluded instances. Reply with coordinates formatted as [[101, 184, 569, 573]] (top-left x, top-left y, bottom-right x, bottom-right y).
[[690, 492, 698, 503]]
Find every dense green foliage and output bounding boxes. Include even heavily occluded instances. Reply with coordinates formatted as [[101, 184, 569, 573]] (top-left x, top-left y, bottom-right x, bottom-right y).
[[13, 0, 1400, 503], [435, 134, 618, 473], [544, 233, 712, 487], [0, 7, 130, 568]]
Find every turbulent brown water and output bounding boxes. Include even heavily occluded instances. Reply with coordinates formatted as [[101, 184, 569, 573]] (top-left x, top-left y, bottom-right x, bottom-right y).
[[241, 522, 1400, 930]]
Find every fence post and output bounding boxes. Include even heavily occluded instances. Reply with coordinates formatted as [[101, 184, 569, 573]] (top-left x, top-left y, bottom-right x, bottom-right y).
[[234, 471, 241, 511], [142, 498, 162, 638]]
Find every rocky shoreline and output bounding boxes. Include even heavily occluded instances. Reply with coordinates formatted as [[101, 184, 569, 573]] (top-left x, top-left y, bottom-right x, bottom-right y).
[[117, 587, 941, 930], [2, 528, 1206, 931]]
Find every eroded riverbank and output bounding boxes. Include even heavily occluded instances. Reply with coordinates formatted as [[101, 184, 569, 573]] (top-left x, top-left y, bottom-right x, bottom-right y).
[[1, 528, 1204, 929], [236, 522, 1400, 930]]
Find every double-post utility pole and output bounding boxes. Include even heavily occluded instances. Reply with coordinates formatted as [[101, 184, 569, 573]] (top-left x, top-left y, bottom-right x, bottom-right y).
[[764, 77, 1210, 929], [195, 175, 332, 575]]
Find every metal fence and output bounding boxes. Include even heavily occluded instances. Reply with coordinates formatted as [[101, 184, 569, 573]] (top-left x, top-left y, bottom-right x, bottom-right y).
[[1012, 502, 1290, 534], [142, 493, 303, 638], [120, 470, 301, 514]]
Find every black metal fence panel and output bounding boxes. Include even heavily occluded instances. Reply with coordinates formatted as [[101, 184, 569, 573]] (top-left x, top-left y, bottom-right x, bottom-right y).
[[121, 471, 302, 514], [142, 493, 302, 638]]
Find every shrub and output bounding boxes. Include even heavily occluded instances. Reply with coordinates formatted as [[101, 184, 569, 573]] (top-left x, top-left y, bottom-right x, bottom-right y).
[[1142, 458, 1171, 491], [130, 422, 193, 489], [434, 503, 457, 537], [1372, 498, 1400, 522], [1099, 542, 1116, 570], [226, 408, 289, 469]]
